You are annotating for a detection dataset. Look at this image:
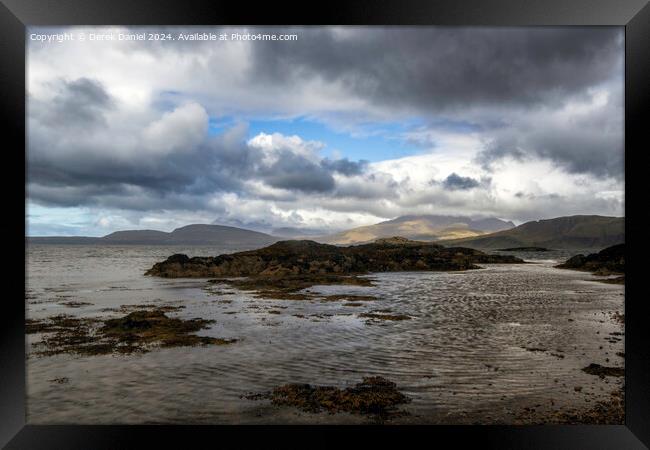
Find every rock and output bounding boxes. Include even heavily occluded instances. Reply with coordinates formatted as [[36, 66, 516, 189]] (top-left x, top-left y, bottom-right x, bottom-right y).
[[167, 253, 190, 264], [28, 308, 236, 356], [560, 254, 587, 269], [145, 238, 524, 278], [582, 363, 624, 378], [556, 244, 624, 275], [254, 376, 411, 418]]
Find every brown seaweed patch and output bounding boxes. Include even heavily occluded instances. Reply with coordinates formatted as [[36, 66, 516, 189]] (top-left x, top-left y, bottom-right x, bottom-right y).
[[209, 274, 374, 301], [524, 347, 547, 352], [555, 389, 624, 424], [28, 309, 236, 356], [611, 312, 624, 325], [253, 376, 410, 418], [48, 377, 69, 384], [514, 389, 624, 425], [58, 301, 93, 308], [359, 313, 411, 321], [582, 363, 624, 378], [101, 310, 234, 348], [116, 304, 184, 313], [26, 315, 99, 334]]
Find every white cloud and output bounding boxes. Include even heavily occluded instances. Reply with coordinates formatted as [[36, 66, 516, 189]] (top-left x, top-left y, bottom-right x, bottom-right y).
[[247, 132, 324, 165], [142, 103, 209, 154]]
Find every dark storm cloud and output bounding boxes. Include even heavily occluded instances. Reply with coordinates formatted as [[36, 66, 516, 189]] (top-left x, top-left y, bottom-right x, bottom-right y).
[[259, 151, 336, 193], [27, 81, 362, 208], [478, 127, 624, 179], [28, 92, 249, 209], [32, 78, 113, 128], [442, 173, 481, 190], [247, 27, 622, 113], [118, 26, 622, 114], [240, 26, 623, 180], [475, 91, 624, 179]]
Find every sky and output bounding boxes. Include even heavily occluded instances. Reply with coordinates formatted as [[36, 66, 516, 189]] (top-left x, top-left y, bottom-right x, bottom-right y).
[[26, 26, 625, 236]]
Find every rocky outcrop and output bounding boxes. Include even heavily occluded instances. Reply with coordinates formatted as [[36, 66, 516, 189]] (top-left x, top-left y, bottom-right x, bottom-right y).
[[556, 244, 624, 275], [145, 237, 524, 278]]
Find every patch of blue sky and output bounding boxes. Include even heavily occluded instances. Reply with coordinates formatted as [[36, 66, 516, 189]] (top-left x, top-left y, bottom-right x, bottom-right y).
[[211, 115, 427, 162], [208, 114, 484, 161]]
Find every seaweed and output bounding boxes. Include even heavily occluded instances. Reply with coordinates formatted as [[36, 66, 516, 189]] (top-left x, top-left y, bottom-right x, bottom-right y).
[[208, 274, 375, 301], [359, 313, 411, 321], [249, 376, 410, 419], [28, 308, 236, 356], [582, 363, 624, 378]]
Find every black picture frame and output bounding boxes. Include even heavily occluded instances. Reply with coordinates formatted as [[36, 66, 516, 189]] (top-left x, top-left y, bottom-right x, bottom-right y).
[[2, 0, 648, 448]]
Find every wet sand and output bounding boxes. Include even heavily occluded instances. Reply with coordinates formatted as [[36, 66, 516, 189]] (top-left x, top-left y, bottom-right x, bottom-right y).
[[26, 245, 624, 424]]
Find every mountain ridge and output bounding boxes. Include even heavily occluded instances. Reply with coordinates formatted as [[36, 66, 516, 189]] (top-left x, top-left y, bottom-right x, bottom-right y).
[[27, 214, 624, 250], [315, 215, 515, 245], [28, 224, 277, 248], [440, 215, 624, 250]]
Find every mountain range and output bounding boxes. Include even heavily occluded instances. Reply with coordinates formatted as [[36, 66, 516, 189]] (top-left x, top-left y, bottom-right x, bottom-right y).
[[315, 215, 515, 245], [28, 215, 624, 251], [440, 215, 624, 250]]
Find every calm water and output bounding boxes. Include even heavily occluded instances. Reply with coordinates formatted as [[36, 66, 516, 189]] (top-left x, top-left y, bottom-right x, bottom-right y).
[[26, 244, 624, 424]]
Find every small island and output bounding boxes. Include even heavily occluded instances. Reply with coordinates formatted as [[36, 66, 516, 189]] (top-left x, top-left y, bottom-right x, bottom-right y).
[[147, 237, 524, 278], [146, 237, 525, 296]]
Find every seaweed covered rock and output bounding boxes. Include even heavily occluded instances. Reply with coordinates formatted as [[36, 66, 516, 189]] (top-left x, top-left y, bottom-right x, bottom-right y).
[[265, 376, 411, 417], [582, 363, 624, 378], [556, 243, 624, 275], [101, 309, 228, 348], [146, 237, 524, 278], [28, 308, 236, 356]]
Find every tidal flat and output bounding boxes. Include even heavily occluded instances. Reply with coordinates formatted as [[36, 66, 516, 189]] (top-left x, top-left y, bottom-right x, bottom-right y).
[[26, 244, 624, 424]]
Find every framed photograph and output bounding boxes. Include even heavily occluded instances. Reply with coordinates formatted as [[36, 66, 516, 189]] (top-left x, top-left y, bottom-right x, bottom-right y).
[[2, 0, 648, 448]]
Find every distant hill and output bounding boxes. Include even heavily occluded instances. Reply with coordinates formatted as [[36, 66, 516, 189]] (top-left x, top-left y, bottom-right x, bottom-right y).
[[441, 215, 624, 250], [101, 229, 170, 244], [316, 215, 515, 245], [28, 224, 278, 248], [271, 227, 326, 239]]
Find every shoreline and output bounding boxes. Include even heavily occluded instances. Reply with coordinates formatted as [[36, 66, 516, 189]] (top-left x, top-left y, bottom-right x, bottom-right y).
[[26, 250, 624, 425]]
